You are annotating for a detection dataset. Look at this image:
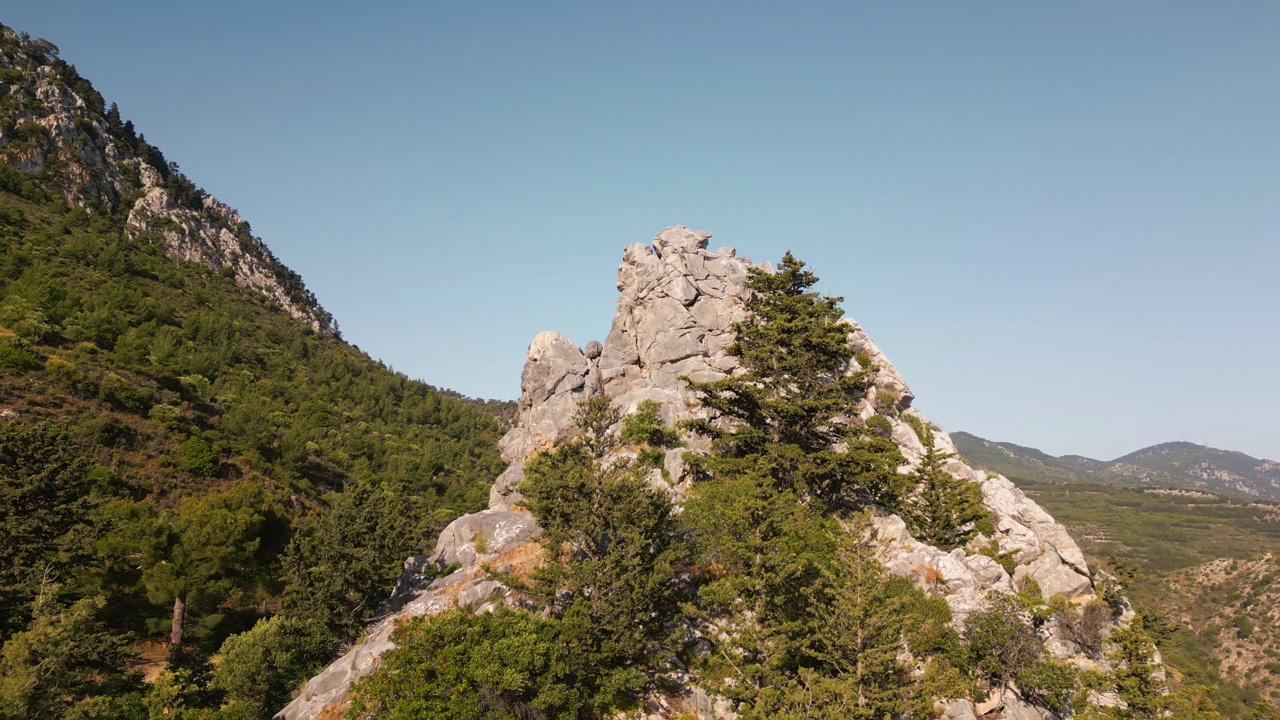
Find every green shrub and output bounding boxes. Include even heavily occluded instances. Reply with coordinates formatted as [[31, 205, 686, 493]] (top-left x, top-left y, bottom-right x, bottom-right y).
[[348, 608, 620, 719], [43, 356, 78, 386], [97, 373, 151, 413], [77, 416, 134, 449], [177, 436, 218, 477], [214, 615, 331, 718], [1016, 657, 1078, 713], [964, 593, 1041, 685], [620, 399, 681, 448], [865, 414, 893, 437], [0, 342, 40, 371], [980, 540, 1019, 575], [0, 297, 55, 343], [147, 404, 184, 429]]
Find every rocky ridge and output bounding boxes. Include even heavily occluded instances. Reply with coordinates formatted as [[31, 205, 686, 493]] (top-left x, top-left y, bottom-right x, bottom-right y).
[[281, 226, 1124, 720], [0, 26, 334, 334]]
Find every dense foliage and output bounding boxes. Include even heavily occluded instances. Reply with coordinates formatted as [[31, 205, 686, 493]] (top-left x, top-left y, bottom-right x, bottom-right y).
[[0, 157, 505, 714]]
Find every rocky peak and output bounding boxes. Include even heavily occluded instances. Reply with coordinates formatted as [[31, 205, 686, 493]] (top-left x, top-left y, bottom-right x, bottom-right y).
[[283, 227, 1119, 720], [0, 25, 334, 334]]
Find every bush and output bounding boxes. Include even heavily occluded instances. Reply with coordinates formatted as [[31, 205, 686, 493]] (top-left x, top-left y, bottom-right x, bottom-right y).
[[44, 356, 78, 386], [1016, 657, 1078, 713], [620, 400, 681, 448], [98, 373, 151, 413], [147, 404, 184, 430], [214, 615, 331, 718], [980, 540, 1019, 575], [78, 416, 134, 449], [964, 593, 1041, 685], [348, 608, 612, 720], [177, 436, 218, 477], [0, 343, 39, 372], [865, 414, 893, 437], [1051, 598, 1111, 651], [0, 297, 55, 343]]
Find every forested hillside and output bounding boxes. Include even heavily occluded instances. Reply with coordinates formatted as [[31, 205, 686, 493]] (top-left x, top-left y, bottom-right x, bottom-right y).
[[0, 24, 506, 719]]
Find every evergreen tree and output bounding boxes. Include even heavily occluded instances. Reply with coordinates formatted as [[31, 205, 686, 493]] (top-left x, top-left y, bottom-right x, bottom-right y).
[[896, 420, 992, 551], [520, 396, 686, 680], [0, 423, 93, 638], [792, 521, 913, 719], [1108, 612, 1165, 719], [142, 483, 283, 648], [280, 478, 436, 641], [0, 595, 142, 719], [682, 252, 903, 508]]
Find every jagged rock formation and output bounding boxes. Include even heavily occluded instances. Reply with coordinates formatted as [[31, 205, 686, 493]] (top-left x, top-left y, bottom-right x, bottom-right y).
[[282, 226, 1119, 719], [0, 26, 334, 334]]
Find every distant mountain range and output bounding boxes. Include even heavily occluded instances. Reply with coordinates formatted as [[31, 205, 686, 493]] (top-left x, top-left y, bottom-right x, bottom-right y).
[[953, 433, 1280, 501]]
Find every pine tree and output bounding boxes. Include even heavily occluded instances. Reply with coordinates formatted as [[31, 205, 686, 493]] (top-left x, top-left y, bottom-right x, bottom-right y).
[[520, 396, 686, 682], [682, 252, 903, 509], [142, 483, 282, 648], [804, 520, 912, 718], [896, 420, 992, 551], [0, 423, 93, 637], [0, 595, 141, 718]]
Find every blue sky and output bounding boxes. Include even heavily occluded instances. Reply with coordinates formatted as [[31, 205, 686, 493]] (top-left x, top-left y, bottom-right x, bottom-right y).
[[6, 2, 1278, 460]]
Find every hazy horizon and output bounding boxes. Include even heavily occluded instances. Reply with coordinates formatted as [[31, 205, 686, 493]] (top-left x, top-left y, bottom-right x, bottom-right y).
[[5, 2, 1276, 461]]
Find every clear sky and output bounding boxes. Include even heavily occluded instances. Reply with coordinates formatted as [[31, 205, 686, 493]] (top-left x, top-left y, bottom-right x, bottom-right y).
[[5, 2, 1278, 461]]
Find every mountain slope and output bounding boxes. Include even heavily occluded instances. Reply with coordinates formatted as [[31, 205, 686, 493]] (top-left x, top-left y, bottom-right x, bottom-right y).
[[1022, 479, 1280, 714], [0, 24, 333, 333], [0, 23, 508, 718], [954, 432, 1280, 500]]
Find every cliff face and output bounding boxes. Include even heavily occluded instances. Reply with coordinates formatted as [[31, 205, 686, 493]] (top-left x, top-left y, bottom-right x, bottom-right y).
[[0, 26, 334, 334], [282, 227, 1122, 720]]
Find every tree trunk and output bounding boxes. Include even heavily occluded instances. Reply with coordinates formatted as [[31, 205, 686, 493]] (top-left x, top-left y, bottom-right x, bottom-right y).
[[169, 594, 186, 647]]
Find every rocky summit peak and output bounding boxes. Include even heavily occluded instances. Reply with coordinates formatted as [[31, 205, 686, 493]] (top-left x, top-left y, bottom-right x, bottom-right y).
[[283, 229, 1118, 720], [651, 224, 712, 256]]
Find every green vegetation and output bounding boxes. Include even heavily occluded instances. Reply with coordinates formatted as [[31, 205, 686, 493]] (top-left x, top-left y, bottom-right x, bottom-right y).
[[351, 255, 1019, 719], [4, 22, 1273, 712], [352, 396, 685, 718], [1023, 480, 1280, 716], [0, 60, 507, 714], [895, 419, 993, 550], [349, 609, 599, 720], [520, 396, 686, 694], [681, 252, 903, 509], [1020, 480, 1280, 574]]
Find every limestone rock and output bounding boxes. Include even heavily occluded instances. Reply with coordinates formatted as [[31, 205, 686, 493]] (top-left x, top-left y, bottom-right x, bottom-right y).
[[276, 509, 539, 720], [285, 225, 1122, 718], [432, 509, 540, 567], [488, 461, 525, 510], [0, 27, 333, 334], [499, 331, 601, 463], [941, 699, 979, 720]]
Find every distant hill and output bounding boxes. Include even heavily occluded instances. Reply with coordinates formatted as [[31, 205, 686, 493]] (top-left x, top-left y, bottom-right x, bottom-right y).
[[954, 432, 1280, 500], [1021, 479, 1280, 714]]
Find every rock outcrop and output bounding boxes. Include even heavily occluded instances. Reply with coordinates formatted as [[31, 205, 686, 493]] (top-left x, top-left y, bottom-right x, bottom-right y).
[[278, 510, 542, 720], [0, 25, 334, 334], [282, 226, 1118, 719]]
